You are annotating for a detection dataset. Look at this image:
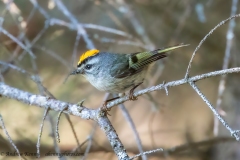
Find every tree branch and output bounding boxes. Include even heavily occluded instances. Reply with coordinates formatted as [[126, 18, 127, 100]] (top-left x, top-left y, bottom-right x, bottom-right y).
[[105, 67, 240, 109]]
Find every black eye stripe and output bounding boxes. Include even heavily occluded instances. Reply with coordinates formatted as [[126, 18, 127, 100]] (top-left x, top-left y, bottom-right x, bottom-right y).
[[85, 64, 93, 70]]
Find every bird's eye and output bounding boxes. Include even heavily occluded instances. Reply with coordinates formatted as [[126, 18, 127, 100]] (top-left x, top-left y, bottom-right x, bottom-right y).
[[85, 64, 92, 70]]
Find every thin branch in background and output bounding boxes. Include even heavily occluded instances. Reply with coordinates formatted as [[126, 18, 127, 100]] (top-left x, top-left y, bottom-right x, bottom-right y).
[[0, 0, 14, 16], [148, 112, 158, 148], [18, 21, 50, 61], [0, 114, 25, 160], [33, 46, 70, 68], [0, 25, 35, 58], [25, 5, 37, 23], [0, 61, 35, 78], [111, 0, 155, 50], [195, 3, 206, 23], [118, 103, 147, 160], [0, 61, 55, 98], [30, 58, 45, 93], [0, 1, 34, 59], [130, 148, 163, 160], [65, 114, 80, 147], [1, 47, 19, 75], [214, 0, 238, 136], [71, 137, 89, 153], [0, 1, 37, 74], [56, 105, 68, 143], [71, 30, 81, 69], [82, 23, 131, 38], [189, 81, 240, 140], [47, 114, 66, 160], [81, 123, 98, 160], [131, 137, 236, 159], [95, 37, 149, 50], [144, 93, 160, 111], [172, 0, 193, 40], [0, 68, 5, 82], [53, 0, 95, 49], [48, 18, 131, 37], [28, 0, 135, 56], [185, 13, 240, 79], [29, 0, 50, 19], [36, 108, 50, 158]]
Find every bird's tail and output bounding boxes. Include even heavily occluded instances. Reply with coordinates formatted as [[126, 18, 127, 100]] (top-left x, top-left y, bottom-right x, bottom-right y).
[[152, 43, 189, 54]]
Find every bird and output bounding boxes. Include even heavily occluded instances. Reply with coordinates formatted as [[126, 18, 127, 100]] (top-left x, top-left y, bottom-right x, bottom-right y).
[[70, 43, 188, 109]]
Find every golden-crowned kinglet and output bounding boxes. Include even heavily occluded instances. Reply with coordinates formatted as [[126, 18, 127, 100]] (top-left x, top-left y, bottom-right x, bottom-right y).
[[70, 44, 188, 102]]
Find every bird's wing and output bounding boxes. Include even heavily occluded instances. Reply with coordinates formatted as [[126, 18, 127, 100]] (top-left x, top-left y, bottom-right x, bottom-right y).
[[110, 53, 144, 78], [129, 44, 188, 70], [112, 44, 189, 78]]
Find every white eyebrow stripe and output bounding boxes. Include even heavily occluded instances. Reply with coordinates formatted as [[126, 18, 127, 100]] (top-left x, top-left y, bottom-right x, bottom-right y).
[[86, 56, 100, 64]]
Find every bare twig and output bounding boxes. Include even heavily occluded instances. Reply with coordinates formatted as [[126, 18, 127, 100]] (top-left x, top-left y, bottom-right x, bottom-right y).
[[96, 37, 149, 50], [30, 1, 131, 37], [130, 148, 163, 160], [113, 0, 155, 50], [214, 0, 239, 136], [56, 105, 68, 143], [0, 24, 35, 58], [48, 18, 131, 37], [82, 23, 131, 38], [18, 21, 50, 61], [130, 137, 236, 159], [71, 137, 89, 153], [46, 115, 65, 160], [189, 81, 240, 140], [65, 114, 80, 147], [36, 108, 50, 158], [53, 0, 95, 49], [106, 67, 240, 109], [185, 13, 240, 79], [0, 61, 54, 98], [0, 114, 25, 160]]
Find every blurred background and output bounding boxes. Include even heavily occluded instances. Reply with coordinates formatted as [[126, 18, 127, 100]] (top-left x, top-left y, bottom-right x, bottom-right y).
[[0, 0, 240, 160]]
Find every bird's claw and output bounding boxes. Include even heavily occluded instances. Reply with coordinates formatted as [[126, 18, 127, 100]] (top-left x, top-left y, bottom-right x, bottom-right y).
[[128, 92, 137, 101], [101, 102, 111, 116]]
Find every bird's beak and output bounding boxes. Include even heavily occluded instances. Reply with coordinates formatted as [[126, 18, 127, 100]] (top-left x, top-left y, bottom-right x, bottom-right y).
[[63, 68, 83, 84], [70, 68, 83, 75]]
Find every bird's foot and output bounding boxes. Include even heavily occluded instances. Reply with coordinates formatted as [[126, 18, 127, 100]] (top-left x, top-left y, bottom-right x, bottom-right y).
[[101, 97, 120, 116], [128, 82, 143, 100], [101, 103, 111, 116]]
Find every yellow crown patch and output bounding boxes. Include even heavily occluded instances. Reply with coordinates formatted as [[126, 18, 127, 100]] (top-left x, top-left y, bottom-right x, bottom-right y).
[[78, 49, 100, 65]]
